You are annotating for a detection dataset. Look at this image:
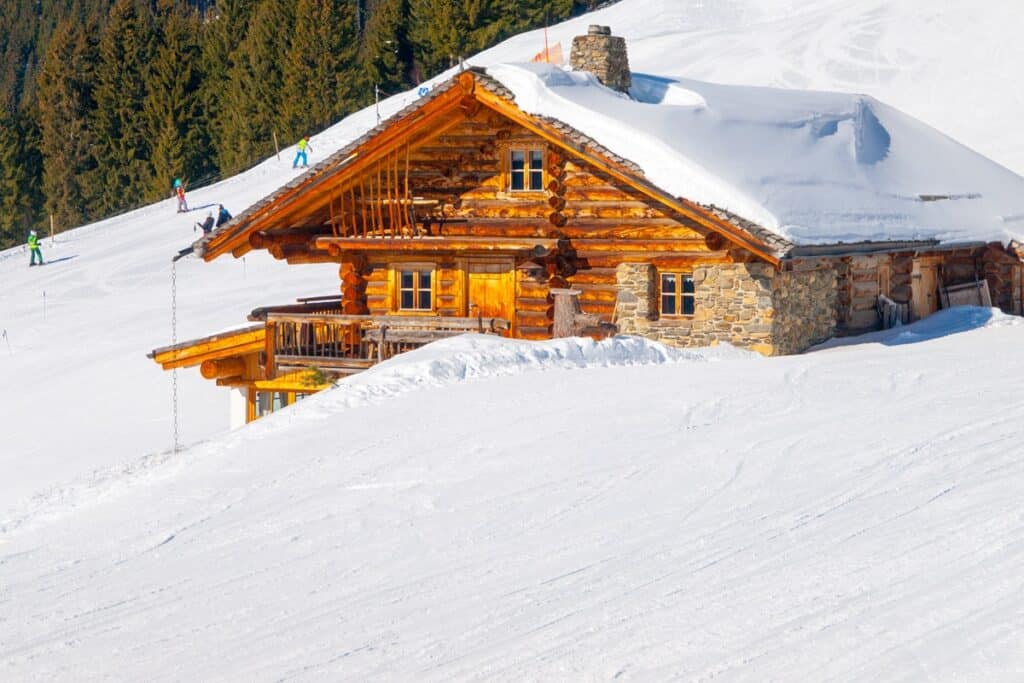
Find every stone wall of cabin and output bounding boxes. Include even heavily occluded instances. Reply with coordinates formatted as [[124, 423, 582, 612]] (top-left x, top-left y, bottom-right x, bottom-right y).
[[614, 261, 836, 355]]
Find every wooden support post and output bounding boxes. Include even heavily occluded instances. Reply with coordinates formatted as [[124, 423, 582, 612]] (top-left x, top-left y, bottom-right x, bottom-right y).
[[405, 144, 412, 235], [349, 185, 357, 237], [328, 191, 338, 237], [359, 178, 368, 237], [264, 322, 276, 379]]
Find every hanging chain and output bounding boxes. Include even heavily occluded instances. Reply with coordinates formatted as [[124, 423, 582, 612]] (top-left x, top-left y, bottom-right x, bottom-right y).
[[171, 259, 180, 454]]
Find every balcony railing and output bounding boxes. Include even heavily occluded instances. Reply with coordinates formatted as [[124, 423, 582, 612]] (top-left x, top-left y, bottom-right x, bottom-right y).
[[257, 306, 510, 375]]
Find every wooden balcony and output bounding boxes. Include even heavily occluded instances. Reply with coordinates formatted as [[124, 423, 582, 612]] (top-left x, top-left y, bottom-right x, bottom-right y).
[[251, 299, 510, 376]]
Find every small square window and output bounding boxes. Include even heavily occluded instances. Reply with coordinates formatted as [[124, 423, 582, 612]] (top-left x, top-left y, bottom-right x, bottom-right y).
[[398, 268, 434, 311], [660, 272, 695, 317], [509, 148, 544, 191]]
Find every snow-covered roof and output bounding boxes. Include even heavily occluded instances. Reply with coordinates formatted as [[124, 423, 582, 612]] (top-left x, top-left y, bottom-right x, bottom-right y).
[[209, 60, 1024, 259], [486, 62, 1024, 248]]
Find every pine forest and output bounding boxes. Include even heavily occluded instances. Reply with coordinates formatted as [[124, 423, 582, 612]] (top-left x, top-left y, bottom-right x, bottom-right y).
[[0, 0, 600, 249]]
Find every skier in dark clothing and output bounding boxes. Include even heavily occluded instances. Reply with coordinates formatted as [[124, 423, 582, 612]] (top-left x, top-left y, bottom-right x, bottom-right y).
[[195, 212, 215, 234], [216, 204, 232, 227]]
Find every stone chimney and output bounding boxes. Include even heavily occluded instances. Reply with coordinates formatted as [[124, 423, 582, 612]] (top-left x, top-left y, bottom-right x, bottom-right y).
[[570, 25, 631, 94]]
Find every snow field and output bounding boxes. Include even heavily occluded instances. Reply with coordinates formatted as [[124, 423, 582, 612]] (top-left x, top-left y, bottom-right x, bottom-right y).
[[2, 314, 1023, 679]]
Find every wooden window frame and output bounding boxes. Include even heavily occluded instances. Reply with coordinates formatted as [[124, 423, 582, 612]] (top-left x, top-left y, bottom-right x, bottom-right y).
[[659, 271, 696, 318], [504, 146, 546, 194], [390, 262, 437, 314]]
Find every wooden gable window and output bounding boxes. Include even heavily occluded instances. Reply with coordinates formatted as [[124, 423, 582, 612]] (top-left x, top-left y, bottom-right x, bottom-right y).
[[509, 148, 544, 191], [397, 267, 434, 311], [660, 272, 695, 316]]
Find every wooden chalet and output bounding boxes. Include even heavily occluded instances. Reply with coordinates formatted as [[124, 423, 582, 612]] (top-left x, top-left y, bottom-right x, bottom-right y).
[[150, 27, 1024, 424]]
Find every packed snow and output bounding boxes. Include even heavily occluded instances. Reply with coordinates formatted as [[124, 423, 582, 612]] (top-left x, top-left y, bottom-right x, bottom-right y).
[[3, 0, 1024, 678], [3, 313, 1024, 680]]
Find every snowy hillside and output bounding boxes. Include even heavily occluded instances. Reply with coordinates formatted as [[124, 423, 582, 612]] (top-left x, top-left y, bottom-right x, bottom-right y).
[[3, 312, 1024, 679], [2, 0, 1024, 678]]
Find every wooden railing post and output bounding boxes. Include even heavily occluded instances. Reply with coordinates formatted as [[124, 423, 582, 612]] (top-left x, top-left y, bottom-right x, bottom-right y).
[[264, 321, 276, 379]]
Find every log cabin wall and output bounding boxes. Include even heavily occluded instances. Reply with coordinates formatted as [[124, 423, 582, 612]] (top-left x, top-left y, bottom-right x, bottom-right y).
[[323, 109, 740, 341], [829, 244, 1022, 335]]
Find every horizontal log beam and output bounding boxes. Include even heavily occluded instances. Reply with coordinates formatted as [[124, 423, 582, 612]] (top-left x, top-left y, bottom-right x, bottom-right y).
[[314, 235, 558, 255]]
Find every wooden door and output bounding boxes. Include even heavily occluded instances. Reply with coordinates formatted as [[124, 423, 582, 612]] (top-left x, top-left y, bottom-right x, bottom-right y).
[[467, 260, 514, 333], [911, 257, 940, 320]]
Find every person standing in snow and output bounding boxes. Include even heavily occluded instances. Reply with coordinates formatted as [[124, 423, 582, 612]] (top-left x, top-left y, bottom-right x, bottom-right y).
[[27, 230, 43, 266], [216, 204, 232, 227], [195, 212, 215, 234], [292, 136, 311, 169], [174, 178, 188, 213]]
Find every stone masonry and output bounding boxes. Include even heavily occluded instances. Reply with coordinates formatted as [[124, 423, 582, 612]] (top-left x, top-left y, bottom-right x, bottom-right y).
[[614, 261, 837, 355], [570, 25, 632, 93]]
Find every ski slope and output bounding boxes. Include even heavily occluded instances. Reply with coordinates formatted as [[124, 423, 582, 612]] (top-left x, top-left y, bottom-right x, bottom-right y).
[[2, 0, 1024, 678], [2, 312, 1024, 679]]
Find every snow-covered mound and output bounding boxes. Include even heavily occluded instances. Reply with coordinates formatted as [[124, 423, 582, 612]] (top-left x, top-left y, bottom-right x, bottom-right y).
[[313, 333, 751, 410], [812, 305, 1024, 349], [488, 63, 1024, 245], [3, 319, 1023, 679]]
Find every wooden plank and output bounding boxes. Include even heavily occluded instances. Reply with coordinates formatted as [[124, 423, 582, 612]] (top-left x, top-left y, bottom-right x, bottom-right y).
[[315, 235, 557, 253]]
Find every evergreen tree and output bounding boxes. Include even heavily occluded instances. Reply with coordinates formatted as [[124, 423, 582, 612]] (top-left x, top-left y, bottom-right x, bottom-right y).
[[408, 0, 468, 76], [144, 0, 208, 202], [361, 0, 412, 96], [280, 0, 363, 140], [91, 0, 155, 214], [0, 113, 41, 246], [200, 0, 252, 174], [35, 17, 101, 231], [217, 0, 294, 174]]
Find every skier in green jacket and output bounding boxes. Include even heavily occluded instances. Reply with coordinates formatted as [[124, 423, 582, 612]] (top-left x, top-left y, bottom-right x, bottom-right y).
[[292, 136, 311, 169], [28, 230, 43, 267]]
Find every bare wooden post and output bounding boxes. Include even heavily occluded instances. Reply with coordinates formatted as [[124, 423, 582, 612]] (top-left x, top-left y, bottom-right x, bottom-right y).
[[550, 288, 583, 337], [273, 131, 281, 161], [49, 213, 55, 243]]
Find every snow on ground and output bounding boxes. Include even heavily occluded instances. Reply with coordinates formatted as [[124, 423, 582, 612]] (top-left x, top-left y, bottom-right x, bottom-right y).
[[2, 314, 1023, 680], [2, 1, 1024, 677]]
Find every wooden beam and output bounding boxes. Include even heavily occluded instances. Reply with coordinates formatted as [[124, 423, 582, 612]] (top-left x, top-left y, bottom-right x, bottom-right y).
[[149, 326, 266, 371], [314, 235, 558, 254]]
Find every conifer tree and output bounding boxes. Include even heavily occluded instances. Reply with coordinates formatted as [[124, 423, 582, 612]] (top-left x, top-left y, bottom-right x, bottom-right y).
[[0, 114, 38, 246], [217, 0, 294, 174], [92, 0, 155, 214], [144, 0, 208, 203], [408, 0, 469, 76], [361, 0, 413, 96], [36, 17, 101, 231], [281, 0, 363, 140], [201, 0, 253, 174]]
